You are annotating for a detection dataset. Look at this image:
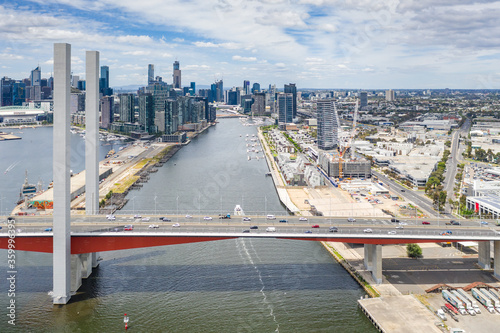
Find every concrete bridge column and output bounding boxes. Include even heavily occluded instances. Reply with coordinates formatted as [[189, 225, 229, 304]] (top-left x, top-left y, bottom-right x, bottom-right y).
[[52, 43, 72, 305], [91, 252, 99, 268], [494, 241, 500, 279], [364, 244, 374, 270], [371, 245, 383, 284], [70, 254, 83, 293], [478, 241, 491, 270], [80, 253, 93, 279]]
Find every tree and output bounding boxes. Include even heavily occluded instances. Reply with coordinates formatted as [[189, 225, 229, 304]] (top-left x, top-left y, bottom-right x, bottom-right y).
[[445, 140, 451, 147], [439, 191, 447, 211], [407, 243, 422, 258]]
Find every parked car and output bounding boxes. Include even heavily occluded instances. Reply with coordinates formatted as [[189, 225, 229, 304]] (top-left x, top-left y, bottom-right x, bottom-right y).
[[172, 223, 180, 227], [422, 221, 430, 225], [329, 226, 338, 232], [363, 228, 373, 233], [299, 217, 308, 221], [311, 225, 320, 228], [204, 216, 213, 221]]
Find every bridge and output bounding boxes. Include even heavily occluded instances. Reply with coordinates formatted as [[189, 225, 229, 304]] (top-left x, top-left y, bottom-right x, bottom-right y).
[[2, 214, 500, 288]]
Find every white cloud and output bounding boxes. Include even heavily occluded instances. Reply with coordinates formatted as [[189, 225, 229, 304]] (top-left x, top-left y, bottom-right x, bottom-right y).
[[122, 50, 151, 56], [232, 55, 257, 62]]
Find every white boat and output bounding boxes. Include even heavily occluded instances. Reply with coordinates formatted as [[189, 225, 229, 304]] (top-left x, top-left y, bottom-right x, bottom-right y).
[[234, 205, 244, 216]]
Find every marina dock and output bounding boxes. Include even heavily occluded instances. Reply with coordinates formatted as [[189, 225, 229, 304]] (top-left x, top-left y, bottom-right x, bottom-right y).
[[0, 131, 21, 141]]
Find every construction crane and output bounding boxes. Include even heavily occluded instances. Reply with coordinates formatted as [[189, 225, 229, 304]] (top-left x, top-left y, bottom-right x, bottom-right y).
[[337, 100, 359, 180]]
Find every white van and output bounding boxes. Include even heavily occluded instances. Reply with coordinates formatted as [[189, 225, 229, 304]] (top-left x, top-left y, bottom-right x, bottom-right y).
[[266, 215, 276, 220], [266, 227, 276, 232]]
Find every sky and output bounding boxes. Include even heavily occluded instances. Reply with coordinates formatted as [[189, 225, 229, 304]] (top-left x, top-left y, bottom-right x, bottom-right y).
[[1, 0, 500, 90]]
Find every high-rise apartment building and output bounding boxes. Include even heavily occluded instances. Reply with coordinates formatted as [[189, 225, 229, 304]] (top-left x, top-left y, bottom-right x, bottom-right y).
[[139, 93, 155, 133], [173, 61, 181, 88], [252, 82, 260, 93], [99, 66, 113, 96], [386, 89, 395, 102], [148, 64, 154, 85], [284, 83, 297, 118], [359, 91, 368, 108], [100, 96, 114, 129], [251, 92, 266, 115], [277, 93, 293, 124], [317, 99, 338, 150], [118, 93, 135, 123]]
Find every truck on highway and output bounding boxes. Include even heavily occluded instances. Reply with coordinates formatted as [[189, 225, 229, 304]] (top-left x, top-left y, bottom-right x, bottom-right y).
[[471, 288, 495, 313], [479, 289, 500, 313], [442, 290, 467, 315], [456, 289, 481, 314], [451, 290, 475, 315]]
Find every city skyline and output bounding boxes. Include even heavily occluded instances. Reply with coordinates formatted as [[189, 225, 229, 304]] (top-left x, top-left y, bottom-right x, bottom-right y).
[[1, 1, 500, 89]]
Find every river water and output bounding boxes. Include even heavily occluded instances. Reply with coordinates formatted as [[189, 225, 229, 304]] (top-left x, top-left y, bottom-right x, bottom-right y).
[[0, 120, 376, 332]]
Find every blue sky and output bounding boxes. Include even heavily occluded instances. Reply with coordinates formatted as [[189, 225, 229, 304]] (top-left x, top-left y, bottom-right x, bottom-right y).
[[1, 0, 500, 89]]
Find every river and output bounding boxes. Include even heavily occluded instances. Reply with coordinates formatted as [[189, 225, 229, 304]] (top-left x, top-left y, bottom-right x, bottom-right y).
[[0, 120, 376, 332]]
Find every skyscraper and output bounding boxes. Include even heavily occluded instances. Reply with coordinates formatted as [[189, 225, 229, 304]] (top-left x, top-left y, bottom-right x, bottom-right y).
[[139, 93, 155, 133], [386, 89, 395, 102], [148, 64, 154, 85], [317, 99, 338, 150], [243, 80, 250, 95], [31, 66, 41, 86], [173, 61, 181, 88], [278, 93, 293, 124], [284, 83, 297, 118], [118, 93, 135, 123], [190, 82, 196, 95], [359, 91, 368, 108], [99, 66, 112, 96], [252, 82, 260, 93]]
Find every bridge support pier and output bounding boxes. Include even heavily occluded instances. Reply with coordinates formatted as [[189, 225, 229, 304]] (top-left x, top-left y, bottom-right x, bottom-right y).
[[70, 253, 97, 293], [478, 241, 491, 270], [364, 244, 383, 284], [364, 244, 374, 271], [494, 241, 500, 280]]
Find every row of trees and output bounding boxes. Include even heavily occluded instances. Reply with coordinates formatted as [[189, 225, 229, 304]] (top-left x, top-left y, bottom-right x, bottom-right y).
[[424, 150, 451, 211]]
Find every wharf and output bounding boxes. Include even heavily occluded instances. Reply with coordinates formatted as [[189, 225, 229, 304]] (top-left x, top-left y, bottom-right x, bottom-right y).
[[0, 132, 21, 141], [358, 296, 442, 333]]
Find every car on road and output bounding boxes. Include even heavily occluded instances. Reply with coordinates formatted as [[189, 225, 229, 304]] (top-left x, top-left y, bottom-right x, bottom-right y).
[[134, 214, 142, 219], [204, 216, 213, 221], [124, 225, 134, 231], [329, 226, 338, 233], [311, 225, 320, 228], [422, 221, 430, 225], [148, 224, 159, 229], [451, 221, 461, 225], [266, 227, 276, 232], [242, 229, 250, 233], [299, 217, 308, 221], [481, 221, 488, 225], [107, 215, 116, 221], [172, 223, 180, 227], [396, 225, 403, 229], [388, 231, 396, 235], [401, 189, 405, 192], [185, 215, 192, 218], [440, 230, 452, 236], [347, 217, 356, 222], [391, 218, 400, 223], [243, 217, 251, 221], [304, 230, 312, 233], [141, 217, 150, 222], [161, 217, 171, 222], [266, 215, 276, 220], [279, 219, 288, 223], [250, 226, 258, 230], [44, 227, 52, 232], [363, 228, 373, 233]]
